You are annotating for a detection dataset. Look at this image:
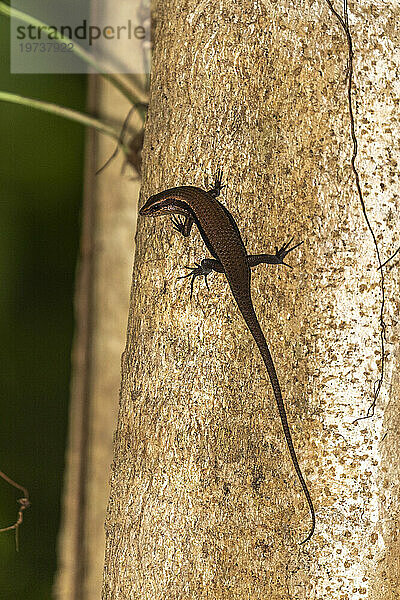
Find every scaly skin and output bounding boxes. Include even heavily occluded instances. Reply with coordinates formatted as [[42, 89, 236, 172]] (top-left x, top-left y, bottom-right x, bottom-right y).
[[140, 172, 315, 543]]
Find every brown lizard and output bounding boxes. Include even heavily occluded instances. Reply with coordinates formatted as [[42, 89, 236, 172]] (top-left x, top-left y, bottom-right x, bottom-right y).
[[139, 169, 315, 543]]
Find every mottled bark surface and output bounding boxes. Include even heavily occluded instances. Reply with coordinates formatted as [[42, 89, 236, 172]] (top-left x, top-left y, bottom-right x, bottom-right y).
[[103, 1, 399, 598]]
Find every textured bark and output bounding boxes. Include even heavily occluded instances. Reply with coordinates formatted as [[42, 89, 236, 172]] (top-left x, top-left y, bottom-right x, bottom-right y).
[[54, 73, 140, 600], [103, 1, 399, 598]]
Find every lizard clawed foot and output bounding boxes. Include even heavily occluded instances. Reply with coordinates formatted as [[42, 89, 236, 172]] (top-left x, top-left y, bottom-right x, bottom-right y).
[[208, 167, 225, 198], [275, 237, 304, 268], [178, 260, 212, 299], [171, 215, 186, 234]]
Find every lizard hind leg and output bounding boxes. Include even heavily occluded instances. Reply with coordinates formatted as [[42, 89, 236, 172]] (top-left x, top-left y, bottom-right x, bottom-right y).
[[178, 258, 224, 298], [247, 238, 304, 269]]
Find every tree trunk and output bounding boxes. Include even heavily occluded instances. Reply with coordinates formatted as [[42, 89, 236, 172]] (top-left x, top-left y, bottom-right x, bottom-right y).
[[103, 1, 399, 598], [54, 73, 140, 600]]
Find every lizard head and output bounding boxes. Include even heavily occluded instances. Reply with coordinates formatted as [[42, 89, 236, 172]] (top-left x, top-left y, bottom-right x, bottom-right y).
[[139, 191, 188, 217], [139, 196, 174, 216]]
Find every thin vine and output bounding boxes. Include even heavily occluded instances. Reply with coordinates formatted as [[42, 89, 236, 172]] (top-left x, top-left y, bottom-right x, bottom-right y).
[[324, 0, 387, 423], [0, 469, 30, 551]]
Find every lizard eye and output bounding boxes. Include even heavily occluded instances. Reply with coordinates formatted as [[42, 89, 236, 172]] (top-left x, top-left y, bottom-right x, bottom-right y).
[[140, 198, 176, 216]]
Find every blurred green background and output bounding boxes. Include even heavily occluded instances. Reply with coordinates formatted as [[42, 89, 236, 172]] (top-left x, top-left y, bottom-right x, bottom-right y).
[[0, 14, 87, 599]]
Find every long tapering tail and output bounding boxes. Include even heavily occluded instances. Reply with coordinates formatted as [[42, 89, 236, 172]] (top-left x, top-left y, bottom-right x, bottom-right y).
[[233, 292, 315, 543]]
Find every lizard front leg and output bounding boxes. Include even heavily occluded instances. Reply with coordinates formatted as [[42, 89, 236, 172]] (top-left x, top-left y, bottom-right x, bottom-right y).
[[247, 237, 303, 269], [207, 168, 225, 198], [178, 258, 224, 298], [171, 215, 194, 237]]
